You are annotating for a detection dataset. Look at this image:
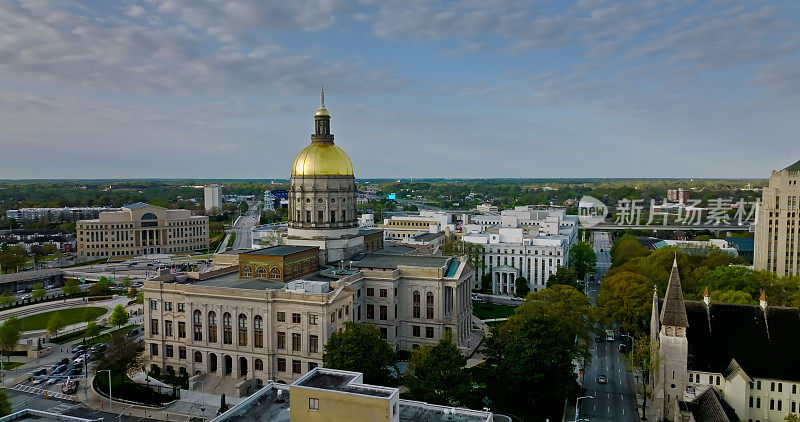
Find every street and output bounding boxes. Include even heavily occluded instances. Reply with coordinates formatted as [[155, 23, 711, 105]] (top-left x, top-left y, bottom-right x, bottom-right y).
[[231, 211, 259, 250], [577, 231, 638, 421]]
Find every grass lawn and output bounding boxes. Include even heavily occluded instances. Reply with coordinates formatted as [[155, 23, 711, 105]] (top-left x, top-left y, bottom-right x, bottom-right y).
[[80, 324, 138, 346], [472, 302, 517, 320], [17, 307, 108, 331], [0, 361, 24, 370]]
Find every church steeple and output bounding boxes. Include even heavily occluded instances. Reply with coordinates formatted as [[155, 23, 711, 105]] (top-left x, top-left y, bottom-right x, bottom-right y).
[[313, 85, 333, 143], [660, 258, 689, 328]]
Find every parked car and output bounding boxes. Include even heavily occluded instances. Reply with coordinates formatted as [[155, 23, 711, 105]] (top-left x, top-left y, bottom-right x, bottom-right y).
[[73, 356, 86, 366], [29, 367, 48, 377], [62, 380, 79, 394], [132, 282, 143, 288], [32, 375, 48, 385], [71, 345, 87, 354], [47, 377, 60, 385], [594, 336, 604, 343], [618, 344, 629, 353], [53, 364, 69, 374], [596, 375, 608, 384], [68, 367, 83, 376], [605, 329, 615, 342], [52, 358, 70, 368]]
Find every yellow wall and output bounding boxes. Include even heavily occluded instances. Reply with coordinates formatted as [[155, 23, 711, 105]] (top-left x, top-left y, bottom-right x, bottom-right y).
[[290, 387, 390, 422]]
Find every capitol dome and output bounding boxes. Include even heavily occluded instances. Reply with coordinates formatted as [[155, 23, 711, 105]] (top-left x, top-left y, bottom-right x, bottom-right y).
[[291, 142, 354, 176]]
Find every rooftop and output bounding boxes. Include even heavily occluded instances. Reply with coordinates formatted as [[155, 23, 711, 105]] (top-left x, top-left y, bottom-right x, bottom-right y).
[[784, 159, 800, 172], [212, 386, 290, 422], [243, 245, 318, 256], [296, 371, 394, 398], [122, 202, 151, 210], [350, 253, 449, 270]]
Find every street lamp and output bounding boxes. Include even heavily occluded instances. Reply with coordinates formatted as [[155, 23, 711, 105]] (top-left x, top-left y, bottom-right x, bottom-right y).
[[574, 395, 594, 422], [98, 369, 112, 411]]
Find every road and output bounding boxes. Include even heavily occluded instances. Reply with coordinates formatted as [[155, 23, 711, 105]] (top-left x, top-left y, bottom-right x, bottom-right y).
[[577, 231, 638, 422], [231, 211, 259, 250]]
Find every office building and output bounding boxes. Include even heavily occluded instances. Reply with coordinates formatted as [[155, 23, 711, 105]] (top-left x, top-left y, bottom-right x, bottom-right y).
[[6, 207, 120, 224], [204, 184, 222, 212], [754, 160, 800, 276]]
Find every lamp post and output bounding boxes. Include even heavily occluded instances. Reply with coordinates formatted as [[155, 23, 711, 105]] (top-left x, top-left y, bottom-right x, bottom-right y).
[[574, 395, 593, 422], [98, 369, 112, 411]]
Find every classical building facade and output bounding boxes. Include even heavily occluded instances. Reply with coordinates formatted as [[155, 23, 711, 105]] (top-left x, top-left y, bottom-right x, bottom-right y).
[[651, 260, 800, 421], [76, 203, 209, 258], [754, 160, 800, 277]]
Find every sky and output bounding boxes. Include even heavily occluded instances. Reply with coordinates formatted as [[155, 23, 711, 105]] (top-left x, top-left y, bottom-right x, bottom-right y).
[[1, 0, 799, 179]]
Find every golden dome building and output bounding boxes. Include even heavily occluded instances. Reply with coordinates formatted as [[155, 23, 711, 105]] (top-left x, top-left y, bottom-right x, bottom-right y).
[[285, 88, 374, 262]]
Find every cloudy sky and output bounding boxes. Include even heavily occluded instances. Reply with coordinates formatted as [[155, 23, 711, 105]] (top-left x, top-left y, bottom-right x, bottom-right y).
[[1, 0, 799, 179]]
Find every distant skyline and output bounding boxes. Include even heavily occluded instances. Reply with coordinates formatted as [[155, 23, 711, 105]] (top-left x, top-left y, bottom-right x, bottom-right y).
[[1, 1, 799, 179]]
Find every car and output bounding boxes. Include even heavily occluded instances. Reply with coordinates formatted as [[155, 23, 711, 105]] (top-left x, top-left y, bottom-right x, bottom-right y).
[[29, 367, 48, 377], [71, 345, 87, 354], [73, 356, 86, 365], [62, 380, 79, 394], [52, 357, 70, 368], [594, 336, 604, 343], [605, 329, 615, 342], [618, 344, 629, 353], [47, 377, 60, 385], [68, 367, 83, 376], [53, 364, 69, 374], [470, 293, 483, 302], [32, 375, 48, 385], [596, 375, 608, 384], [132, 282, 143, 288]]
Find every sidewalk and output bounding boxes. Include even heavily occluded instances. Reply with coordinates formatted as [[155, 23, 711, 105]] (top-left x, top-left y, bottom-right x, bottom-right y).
[[82, 374, 194, 421]]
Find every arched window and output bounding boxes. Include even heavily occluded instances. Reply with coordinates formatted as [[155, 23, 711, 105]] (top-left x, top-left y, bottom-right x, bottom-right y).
[[141, 212, 158, 227], [413, 291, 421, 318], [254, 315, 264, 348], [294, 264, 302, 275], [426, 292, 434, 319], [242, 266, 252, 277], [208, 311, 217, 343], [223, 312, 232, 345], [254, 358, 264, 371], [194, 351, 203, 363], [238, 314, 248, 346], [270, 267, 281, 280], [302, 260, 309, 272], [193, 310, 203, 341], [256, 266, 266, 278]]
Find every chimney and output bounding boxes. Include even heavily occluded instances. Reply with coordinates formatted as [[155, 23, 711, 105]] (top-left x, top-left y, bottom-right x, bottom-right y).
[[703, 287, 710, 306], [759, 291, 767, 310]]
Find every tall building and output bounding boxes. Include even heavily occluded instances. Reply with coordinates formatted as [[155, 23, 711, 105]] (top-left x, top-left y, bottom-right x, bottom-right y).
[[754, 160, 800, 276], [667, 188, 691, 205], [76, 203, 209, 258], [204, 184, 222, 211], [651, 260, 800, 421], [142, 93, 481, 391], [6, 207, 120, 224]]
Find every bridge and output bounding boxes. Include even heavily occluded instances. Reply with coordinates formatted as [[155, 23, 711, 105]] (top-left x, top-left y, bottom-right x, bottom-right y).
[[584, 223, 752, 231]]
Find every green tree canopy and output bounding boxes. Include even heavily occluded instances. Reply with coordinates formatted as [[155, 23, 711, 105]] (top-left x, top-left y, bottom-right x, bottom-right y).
[[62, 278, 80, 296], [405, 332, 472, 407], [516, 285, 594, 358], [47, 313, 67, 336], [0, 246, 27, 274], [109, 304, 130, 328], [119, 276, 133, 288], [32, 283, 46, 300], [568, 242, 597, 280], [610, 234, 650, 267], [0, 290, 13, 307], [322, 322, 397, 385], [699, 266, 759, 298], [0, 317, 22, 363], [85, 319, 101, 339], [596, 271, 653, 334], [88, 279, 112, 296], [93, 332, 146, 385], [710, 289, 757, 305], [546, 266, 582, 291], [514, 276, 529, 298], [0, 390, 11, 417]]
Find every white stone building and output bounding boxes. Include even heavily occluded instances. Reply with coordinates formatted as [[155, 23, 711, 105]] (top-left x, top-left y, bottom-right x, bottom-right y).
[[204, 184, 222, 212]]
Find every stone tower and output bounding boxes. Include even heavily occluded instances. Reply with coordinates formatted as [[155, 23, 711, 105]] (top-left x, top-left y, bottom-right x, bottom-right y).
[[653, 258, 689, 421]]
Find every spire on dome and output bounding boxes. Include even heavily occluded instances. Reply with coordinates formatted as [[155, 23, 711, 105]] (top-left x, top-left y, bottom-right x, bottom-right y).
[[320, 84, 325, 109]]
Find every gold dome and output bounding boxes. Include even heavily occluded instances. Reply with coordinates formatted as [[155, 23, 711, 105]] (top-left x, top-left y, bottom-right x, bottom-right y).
[[315, 108, 330, 116], [291, 143, 354, 176]]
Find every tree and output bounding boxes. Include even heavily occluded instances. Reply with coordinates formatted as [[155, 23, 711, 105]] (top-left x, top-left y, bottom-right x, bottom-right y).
[[47, 313, 67, 337], [127, 287, 139, 299], [710, 289, 756, 305], [546, 266, 582, 291], [0, 317, 21, 363], [596, 271, 653, 335], [0, 290, 14, 307], [109, 304, 130, 328], [239, 201, 249, 214], [623, 336, 661, 420], [323, 322, 397, 385], [120, 276, 133, 288], [32, 283, 46, 300], [569, 242, 597, 280], [62, 278, 80, 297], [89, 279, 112, 296], [136, 291, 144, 304], [514, 276, 529, 297], [516, 285, 594, 359], [699, 266, 759, 298], [0, 390, 11, 417], [610, 234, 649, 268], [405, 332, 472, 407], [42, 244, 57, 255], [93, 332, 146, 385], [85, 319, 101, 339], [0, 246, 27, 273], [480, 273, 492, 293], [786, 414, 800, 422]]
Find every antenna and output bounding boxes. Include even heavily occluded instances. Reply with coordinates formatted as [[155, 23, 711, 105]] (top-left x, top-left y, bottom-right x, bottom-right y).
[[320, 84, 325, 109]]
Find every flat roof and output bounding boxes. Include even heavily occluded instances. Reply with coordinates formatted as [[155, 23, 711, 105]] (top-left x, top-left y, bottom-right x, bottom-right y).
[[243, 245, 318, 256], [358, 228, 383, 236], [213, 387, 290, 422], [297, 372, 393, 398], [196, 271, 331, 291], [412, 232, 443, 242], [398, 402, 492, 422], [350, 253, 449, 269]]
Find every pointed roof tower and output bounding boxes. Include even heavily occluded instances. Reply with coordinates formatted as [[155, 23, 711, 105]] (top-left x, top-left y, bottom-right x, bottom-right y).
[[660, 257, 689, 327]]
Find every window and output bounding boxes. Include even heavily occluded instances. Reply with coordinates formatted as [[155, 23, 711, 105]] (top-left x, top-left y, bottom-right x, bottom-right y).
[[150, 343, 158, 356], [772, 382, 776, 392], [379, 327, 387, 339], [716, 376, 720, 386], [164, 320, 173, 337], [165, 345, 173, 358], [292, 333, 301, 351], [330, 313, 335, 323], [254, 315, 264, 348], [309, 398, 319, 411], [778, 400, 782, 411], [292, 360, 302, 374], [689, 373, 694, 382], [426, 327, 434, 338], [255, 358, 264, 371], [178, 303, 185, 312], [779, 383, 783, 393], [194, 351, 203, 363], [193, 310, 202, 341], [793, 401, 797, 413], [277, 358, 286, 372], [309, 362, 318, 371], [208, 311, 217, 343], [292, 313, 301, 324], [770, 399, 775, 410], [367, 304, 374, 319], [277, 332, 286, 350], [367, 288, 374, 297], [151, 319, 160, 335], [758, 380, 762, 390], [178, 322, 186, 338], [413, 291, 420, 318], [165, 302, 173, 312], [270, 267, 281, 280], [150, 300, 158, 310], [309, 314, 318, 325], [238, 314, 247, 346], [310, 335, 318, 353], [794, 384, 797, 394], [749, 396, 753, 408], [379, 289, 387, 298], [179, 346, 186, 360], [223, 312, 232, 344], [380, 305, 387, 320], [413, 326, 420, 337], [426, 292, 434, 319], [338, 308, 342, 319], [709, 375, 713, 384], [757, 397, 761, 408], [277, 312, 285, 322]]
